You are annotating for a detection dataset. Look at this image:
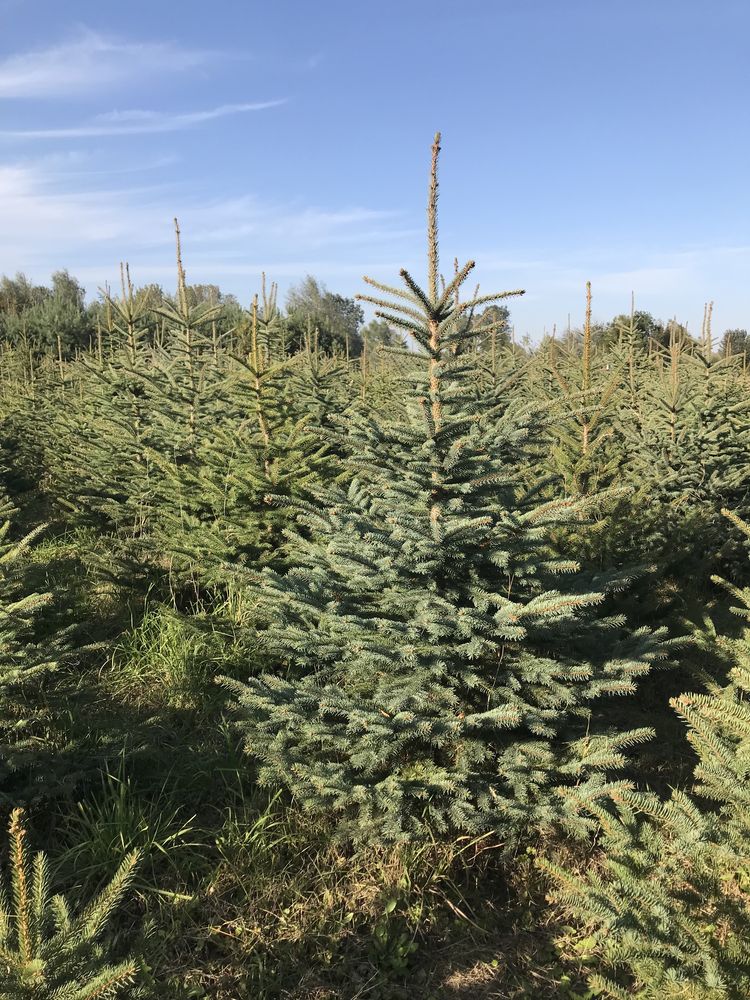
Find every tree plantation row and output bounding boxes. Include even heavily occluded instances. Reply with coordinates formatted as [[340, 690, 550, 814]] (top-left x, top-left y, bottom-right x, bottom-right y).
[[0, 137, 748, 998]]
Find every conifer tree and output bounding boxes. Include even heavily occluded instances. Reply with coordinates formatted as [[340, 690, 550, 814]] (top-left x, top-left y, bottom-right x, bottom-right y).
[[154, 279, 335, 588], [137, 224, 234, 593], [529, 287, 637, 575], [224, 135, 664, 842], [617, 321, 750, 582], [40, 266, 160, 588], [543, 508, 750, 999], [0, 808, 143, 998], [0, 491, 65, 795], [543, 283, 624, 498]]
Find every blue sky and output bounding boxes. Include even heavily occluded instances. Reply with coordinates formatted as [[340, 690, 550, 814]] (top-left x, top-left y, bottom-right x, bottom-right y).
[[0, 0, 748, 338]]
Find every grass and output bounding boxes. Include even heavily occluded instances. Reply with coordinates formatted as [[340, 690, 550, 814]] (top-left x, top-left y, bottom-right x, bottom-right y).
[[108, 607, 222, 711], [122, 789, 589, 999], [56, 756, 201, 895]]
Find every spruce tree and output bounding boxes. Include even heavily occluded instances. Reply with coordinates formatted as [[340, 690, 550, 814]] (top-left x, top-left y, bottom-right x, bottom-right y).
[[154, 279, 335, 589], [0, 808, 143, 999], [618, 322, 750, 584], [545, 787, 750, 1000], [224, 135, 664, 843], [40, 266, 160, 589], [0, 492, 65, 795], [543, 508, 750, 1000], [542, 283, 624, 499]]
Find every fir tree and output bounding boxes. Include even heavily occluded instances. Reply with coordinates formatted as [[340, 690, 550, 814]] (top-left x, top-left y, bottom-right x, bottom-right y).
[[543, 509, 750, 999], [224, 135, 665, 843], [40, 265, 159, 589], [618, 321, 750, 582], [543, 283, 624, 498], [0, 808, 143, 999], [545, 789, 750, 999], [0, 493, 64, 796], [153, 279, 335, 589], [46, 235, 233, 594]]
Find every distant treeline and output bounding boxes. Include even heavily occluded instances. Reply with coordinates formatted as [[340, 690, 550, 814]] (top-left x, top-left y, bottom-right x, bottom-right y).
[[4, 267, 746, 360]]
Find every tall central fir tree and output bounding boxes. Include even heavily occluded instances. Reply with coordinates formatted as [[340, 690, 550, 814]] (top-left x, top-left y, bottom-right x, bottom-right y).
[[224, 135, 665, 842]]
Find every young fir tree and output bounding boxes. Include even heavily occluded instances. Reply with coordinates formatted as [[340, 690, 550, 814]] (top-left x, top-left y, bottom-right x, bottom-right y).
[[139, 226, 239, 594], [0, 491, 66, 796], [224, 135, 664, 843], [0, 346, 46, 504], [0, 808, 143, 999], [286, 334, 353, 435], [542, 283, 624, 499], [617, 319, 750, 583], [527, 287, 637, 577], [543, 508, 750, 1000], [40, 266, 161, 589], [153, 279, 334, 589]]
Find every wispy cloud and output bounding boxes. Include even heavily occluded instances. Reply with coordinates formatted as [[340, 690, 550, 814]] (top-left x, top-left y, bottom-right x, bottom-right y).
[[0, 28, 214, 98], [0, 101, 286, 139], [0, 157, 410, 289], [4, 152, 743, 334], [186, 199, 411, 248]]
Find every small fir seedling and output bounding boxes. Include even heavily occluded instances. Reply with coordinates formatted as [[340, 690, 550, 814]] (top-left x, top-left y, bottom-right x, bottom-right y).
[[0, 807, 144, 998]]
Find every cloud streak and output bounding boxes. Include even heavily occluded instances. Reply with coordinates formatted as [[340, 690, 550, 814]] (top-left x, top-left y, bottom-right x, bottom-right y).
[[1, 156, 746, 336], [0, 158, 410, 281], [0, 101, 286, 139], [0, 28, 214, 98]]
